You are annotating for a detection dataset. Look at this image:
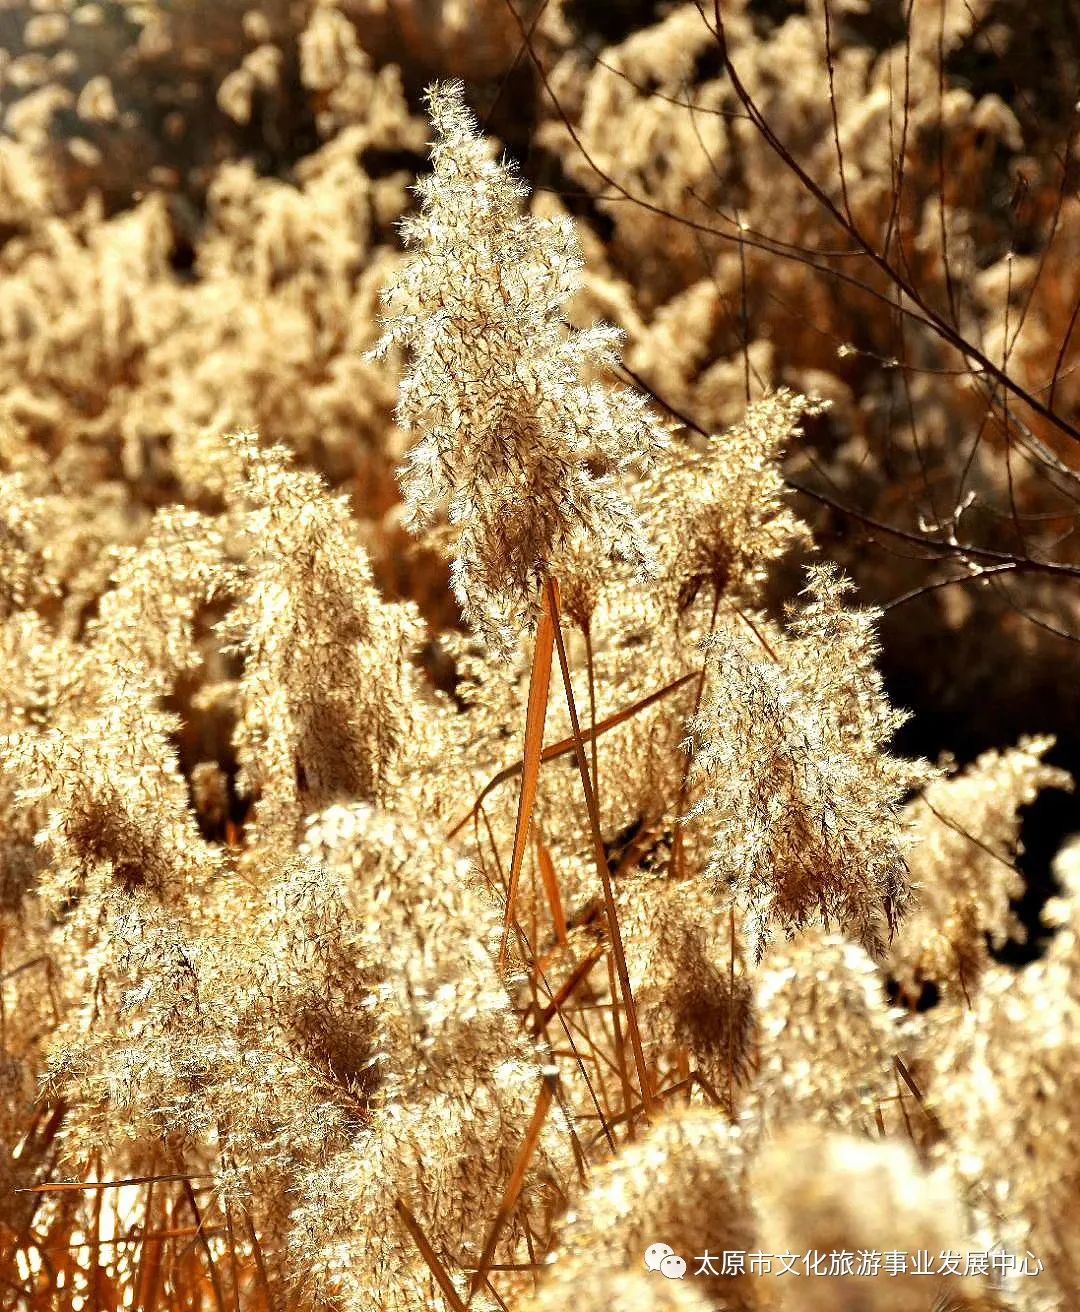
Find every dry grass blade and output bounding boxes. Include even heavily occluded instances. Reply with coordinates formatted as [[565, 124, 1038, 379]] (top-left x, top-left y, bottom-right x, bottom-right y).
[[531, 942, 605, 1033], [499, 581, 557, 969], [536, 839, 568, 945], [393, 1200, 469, 1312], [467, 1078, 555, 1301]]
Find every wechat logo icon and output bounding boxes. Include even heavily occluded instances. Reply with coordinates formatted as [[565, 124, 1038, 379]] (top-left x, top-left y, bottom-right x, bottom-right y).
[[645, 1243, 687, 1279]]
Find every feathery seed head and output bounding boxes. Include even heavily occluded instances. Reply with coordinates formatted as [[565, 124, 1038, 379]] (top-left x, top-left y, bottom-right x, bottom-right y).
[[687, 567, 926, 959], [373, 80, 669, 655]]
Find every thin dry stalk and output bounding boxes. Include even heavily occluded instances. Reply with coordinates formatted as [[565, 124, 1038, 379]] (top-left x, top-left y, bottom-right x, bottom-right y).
[[499, 582, 557, 969], [132, 1163, 159, 1312], [605, 949, 635, 1143], [582, 625, 600, 821], [545, 575, 655, 1118], [180, 1178, 226, 1312]]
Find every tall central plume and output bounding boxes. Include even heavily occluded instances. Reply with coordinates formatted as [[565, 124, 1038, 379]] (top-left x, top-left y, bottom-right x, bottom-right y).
[[372, 80, 669, 655]]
